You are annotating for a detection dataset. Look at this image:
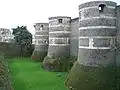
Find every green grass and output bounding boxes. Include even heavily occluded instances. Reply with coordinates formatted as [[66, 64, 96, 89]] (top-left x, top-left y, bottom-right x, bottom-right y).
[[8, 58, 68, 90]]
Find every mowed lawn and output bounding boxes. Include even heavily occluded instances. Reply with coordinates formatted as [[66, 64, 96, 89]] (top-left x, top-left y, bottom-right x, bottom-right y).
[[8, 58, 68, 90]]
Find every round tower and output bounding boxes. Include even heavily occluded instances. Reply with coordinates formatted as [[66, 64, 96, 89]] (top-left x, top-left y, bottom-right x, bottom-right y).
[[65, 1, 117, 90], [42, 16, 71, 71], [31, 23, 49, 62]]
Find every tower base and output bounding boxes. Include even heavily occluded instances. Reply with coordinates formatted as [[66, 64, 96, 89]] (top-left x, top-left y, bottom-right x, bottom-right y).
[[65, 61, 116, 90], [42, 56, 76, 72], [31, 51, 47, 62]]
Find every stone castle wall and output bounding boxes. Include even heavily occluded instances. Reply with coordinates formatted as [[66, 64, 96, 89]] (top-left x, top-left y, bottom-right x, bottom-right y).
[[34, 23, 49, 52], [31, 23, 49, 61], [65, 1, 118, 90], [32, 17, 79, 59], [48, 16, 71, 57], [32, 0, 120, 71], [78, 1, 117, 66], [70, 17, 79, 57], [116, 5, 120, 66]]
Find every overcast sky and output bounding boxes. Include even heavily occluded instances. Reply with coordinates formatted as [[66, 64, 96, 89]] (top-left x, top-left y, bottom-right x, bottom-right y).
[[0, 0, 119, 34]]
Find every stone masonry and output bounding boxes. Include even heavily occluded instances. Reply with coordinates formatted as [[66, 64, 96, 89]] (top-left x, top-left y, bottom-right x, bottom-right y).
[[42, 16, 72, 71], [65, 1, 119, 90], [31, 0, 120, 77], [31, 23, 49, 61]]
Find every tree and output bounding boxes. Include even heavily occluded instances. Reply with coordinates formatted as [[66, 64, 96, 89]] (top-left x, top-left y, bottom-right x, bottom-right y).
[[12, 26, 32, 57]]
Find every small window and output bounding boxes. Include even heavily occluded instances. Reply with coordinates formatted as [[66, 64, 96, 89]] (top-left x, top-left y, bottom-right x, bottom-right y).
[[44, 40, 48, 44], [39, 25, 43, 31], [58, 19, 62, 23], [99, 4, 106, 12], [68, 39, 70, 44], [41, 25, 43, 27]]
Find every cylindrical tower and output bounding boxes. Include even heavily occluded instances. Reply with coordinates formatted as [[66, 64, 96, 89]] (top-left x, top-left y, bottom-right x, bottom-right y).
[[65, 1, 117, 90], [31, 23, 49, 62], [42, 16, 71, 71]]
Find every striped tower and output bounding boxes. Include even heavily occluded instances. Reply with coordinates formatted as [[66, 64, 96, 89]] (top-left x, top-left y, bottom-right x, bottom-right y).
[[31, 23, 49, 62], [65, 1, 117, 90], [42, 16, 71, 71]]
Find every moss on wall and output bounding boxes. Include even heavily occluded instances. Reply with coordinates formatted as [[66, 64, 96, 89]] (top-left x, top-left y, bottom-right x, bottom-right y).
[[0, 42, 34, 58], [65, 61, 116, 90], [42, 56, 77, 72]]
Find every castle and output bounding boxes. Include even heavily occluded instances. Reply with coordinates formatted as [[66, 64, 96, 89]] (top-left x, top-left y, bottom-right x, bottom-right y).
[[65, 1, 120, 90], [32, 17, 79, 61], [0, 28, 14, 43], [31, 0, 120, 72], [31, 1, 120, 89]]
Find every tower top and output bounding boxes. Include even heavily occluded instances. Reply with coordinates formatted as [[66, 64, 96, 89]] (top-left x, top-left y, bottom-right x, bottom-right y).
[[79, 1, 117, 10]]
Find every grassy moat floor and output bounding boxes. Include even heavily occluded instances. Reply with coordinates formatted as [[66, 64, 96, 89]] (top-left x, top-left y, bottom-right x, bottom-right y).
[[8, 58, 68, 90]]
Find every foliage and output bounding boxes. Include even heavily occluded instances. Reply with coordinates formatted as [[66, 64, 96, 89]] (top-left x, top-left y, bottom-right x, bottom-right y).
[[12, 26, 32, 57], [0, 54, 13, 90]]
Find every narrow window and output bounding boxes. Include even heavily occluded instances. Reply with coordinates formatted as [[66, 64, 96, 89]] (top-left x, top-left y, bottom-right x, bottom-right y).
[[99, 4, 106, 12], [44, 40, 48, 44], [41, 25, 43, 27], [43, 40, 46, 44], [33, 25, 36, 28], [40, 25, 43, 31], [45, 40, 47, 44], [68, 39, 70, 44], [58, 19, 62, 23], [79, 11, 81, 19], [38, 40, 41, 44]]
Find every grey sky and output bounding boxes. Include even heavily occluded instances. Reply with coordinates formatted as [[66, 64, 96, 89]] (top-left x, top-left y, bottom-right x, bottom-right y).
[[0, 0, 119, 34]]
